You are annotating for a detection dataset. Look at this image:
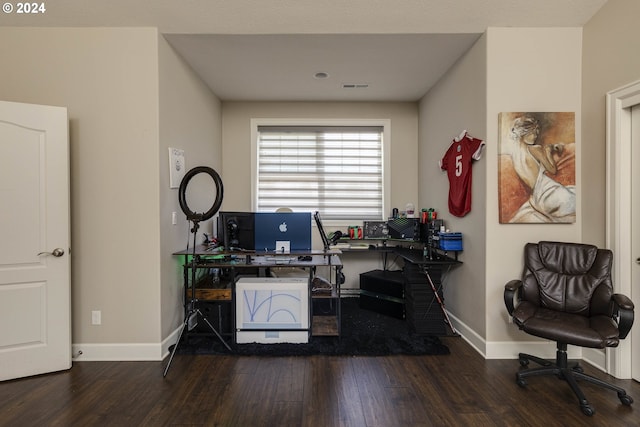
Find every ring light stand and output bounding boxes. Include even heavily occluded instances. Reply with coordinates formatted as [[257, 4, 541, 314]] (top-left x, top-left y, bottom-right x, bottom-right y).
[[164, 166, 230, 377]]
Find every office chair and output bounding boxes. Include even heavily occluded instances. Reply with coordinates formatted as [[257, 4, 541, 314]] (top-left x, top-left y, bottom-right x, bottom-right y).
[[504, 241, 634, 416]]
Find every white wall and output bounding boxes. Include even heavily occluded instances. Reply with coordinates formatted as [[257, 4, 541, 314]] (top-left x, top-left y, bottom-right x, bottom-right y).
[[221, 101, 419, 289], [484, 28, 582, 356], [0, 28, 162, 353], [420, 27, 582, 357], [221, 102, 418, 211], [0, 28, 222, 360], [581, 0, 640, 376], [582, 0, 640, 247], [419, 35, 488, 339], [158, 35, 223, 344]]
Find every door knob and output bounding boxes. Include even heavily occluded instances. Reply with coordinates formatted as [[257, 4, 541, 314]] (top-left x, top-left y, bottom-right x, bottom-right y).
[[636, 257, 640, 264], [38, 248, 65, 257]]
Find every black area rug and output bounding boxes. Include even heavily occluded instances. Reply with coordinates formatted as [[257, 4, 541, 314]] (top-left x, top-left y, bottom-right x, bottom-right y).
[[173, 297, 449, 356]]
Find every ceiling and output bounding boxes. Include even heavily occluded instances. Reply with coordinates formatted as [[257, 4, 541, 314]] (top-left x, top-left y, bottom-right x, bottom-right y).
[[0, 0, 608, 101], [164, 33, 481, 101]]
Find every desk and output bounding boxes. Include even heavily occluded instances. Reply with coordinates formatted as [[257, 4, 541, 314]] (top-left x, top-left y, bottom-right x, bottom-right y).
[[340, 241, 462, 335], [173, 246, 343, 345]]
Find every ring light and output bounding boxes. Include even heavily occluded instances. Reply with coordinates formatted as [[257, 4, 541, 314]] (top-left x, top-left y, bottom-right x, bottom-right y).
[[178, 166, 224, 222], [165, 165, 230, 376]]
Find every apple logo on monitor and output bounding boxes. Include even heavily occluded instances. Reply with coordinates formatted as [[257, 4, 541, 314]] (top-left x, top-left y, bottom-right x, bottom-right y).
[[279, 222, 287, 232]]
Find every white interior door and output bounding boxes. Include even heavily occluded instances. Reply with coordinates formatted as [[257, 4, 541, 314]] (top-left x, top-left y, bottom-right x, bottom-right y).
[[632, 104, 640, 383], [0, 100, 71, 381]]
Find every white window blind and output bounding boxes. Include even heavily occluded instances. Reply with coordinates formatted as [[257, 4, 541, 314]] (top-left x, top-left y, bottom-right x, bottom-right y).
[[256, 125, 384, 221]]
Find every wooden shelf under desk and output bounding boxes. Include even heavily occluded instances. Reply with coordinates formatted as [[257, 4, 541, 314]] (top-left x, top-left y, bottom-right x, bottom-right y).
[[311, 288, 338, 298], [193, 288, 232, 301], [312, 315, 339, 336]]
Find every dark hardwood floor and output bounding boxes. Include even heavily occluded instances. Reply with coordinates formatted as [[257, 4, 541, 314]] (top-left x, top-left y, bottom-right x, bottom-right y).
[[1, 337, 638, 426]]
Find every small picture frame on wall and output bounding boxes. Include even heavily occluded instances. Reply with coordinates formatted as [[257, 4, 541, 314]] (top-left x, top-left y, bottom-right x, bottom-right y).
[[498, 112, 576, 224], [168, 147, 185, 189]]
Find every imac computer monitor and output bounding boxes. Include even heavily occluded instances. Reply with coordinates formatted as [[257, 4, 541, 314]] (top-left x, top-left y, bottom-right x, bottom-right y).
[[254, 212, 312, 252]]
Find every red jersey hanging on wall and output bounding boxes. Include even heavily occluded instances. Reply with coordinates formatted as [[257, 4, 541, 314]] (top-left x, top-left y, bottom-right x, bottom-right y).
[[439, 130, 486, 217]]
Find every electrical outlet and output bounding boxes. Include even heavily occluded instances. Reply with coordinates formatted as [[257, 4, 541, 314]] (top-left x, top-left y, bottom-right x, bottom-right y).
[[172, 212, 177, 225], [508, 315, 513, 324], [92, 310, 101, 325]]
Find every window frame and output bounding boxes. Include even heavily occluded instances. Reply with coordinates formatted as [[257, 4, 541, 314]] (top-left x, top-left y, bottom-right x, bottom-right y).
[[251, 118, 391, 226]]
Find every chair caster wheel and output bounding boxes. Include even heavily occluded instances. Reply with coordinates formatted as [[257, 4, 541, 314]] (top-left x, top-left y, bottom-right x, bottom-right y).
[[581, 404, 595, 416], [519, 358, 529, 367], [572, 365, 584, 373], [516, 377, 527, 388], [618, 393, 633, 406]]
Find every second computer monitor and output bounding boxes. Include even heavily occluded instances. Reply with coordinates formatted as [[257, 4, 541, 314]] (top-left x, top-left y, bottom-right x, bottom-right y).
[[218, 211, 255, 251]]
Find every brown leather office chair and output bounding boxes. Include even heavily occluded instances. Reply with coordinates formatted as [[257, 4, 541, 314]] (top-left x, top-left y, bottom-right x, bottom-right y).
[[504, 241, 635, 416]]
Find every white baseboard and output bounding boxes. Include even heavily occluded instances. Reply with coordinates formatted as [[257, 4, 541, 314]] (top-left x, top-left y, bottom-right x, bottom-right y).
[[448, 311, 586, 362], [446, 311, 487, 356], [72, 311, 609, 374], [71, 326, 182, 362], [582, 348, 607, 372]]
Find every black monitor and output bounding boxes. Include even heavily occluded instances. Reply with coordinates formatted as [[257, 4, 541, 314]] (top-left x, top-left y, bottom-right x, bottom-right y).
[[217, 211, 255, 251]]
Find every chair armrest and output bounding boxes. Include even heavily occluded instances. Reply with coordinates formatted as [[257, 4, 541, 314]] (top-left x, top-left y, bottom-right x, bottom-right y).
[[504, 280, 523, 316], [612, 293, 634, 311], [612, 293, 635, 339]]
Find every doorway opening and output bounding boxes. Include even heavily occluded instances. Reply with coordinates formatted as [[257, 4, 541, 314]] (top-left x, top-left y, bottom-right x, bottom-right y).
[[606, 79, 640, 381]]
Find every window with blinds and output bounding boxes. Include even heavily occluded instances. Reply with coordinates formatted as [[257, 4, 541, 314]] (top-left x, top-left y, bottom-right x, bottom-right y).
[[255, 125, 385, 221]]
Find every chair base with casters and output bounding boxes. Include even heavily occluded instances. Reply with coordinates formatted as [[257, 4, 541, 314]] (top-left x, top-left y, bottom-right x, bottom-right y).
[[515, 343, 633, 417], [504, 241, 635, 417]]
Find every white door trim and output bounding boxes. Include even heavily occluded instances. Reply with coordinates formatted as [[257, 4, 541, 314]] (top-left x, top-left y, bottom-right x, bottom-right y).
[[605, 79, 640, 379]]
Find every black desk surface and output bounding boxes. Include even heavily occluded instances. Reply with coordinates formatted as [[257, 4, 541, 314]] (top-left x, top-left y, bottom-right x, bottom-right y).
[[173, 245, 342, 268], [393, 247, 461, 266], [337, 238, 461, 264]]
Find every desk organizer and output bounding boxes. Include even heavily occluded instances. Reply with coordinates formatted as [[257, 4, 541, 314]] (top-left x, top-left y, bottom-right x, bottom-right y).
[[439, 232, 463, 251]]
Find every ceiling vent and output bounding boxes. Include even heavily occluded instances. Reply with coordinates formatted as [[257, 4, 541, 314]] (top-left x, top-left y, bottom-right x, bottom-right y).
[[342, 83, 369, 89]]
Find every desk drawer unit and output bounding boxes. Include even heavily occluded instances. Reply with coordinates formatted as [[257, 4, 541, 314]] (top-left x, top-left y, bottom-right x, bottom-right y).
[[359, 270, 405, 319]]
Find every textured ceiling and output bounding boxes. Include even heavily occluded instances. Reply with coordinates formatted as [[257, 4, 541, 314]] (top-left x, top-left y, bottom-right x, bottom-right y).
[[0, 0, 608, 101]]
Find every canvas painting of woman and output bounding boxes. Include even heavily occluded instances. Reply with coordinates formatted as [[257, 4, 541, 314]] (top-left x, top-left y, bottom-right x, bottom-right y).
[[498, 112, 576, 224]]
